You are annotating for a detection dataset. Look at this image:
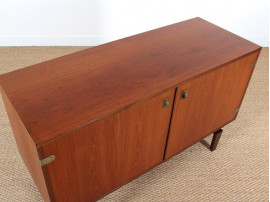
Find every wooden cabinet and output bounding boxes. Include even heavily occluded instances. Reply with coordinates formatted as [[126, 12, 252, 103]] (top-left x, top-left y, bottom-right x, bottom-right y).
[[0, 18, 261, 201]]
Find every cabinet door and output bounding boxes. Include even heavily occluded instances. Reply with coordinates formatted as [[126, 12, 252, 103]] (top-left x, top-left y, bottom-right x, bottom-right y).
[[165, 51, 259, 159], [41, 89, 175, 202]]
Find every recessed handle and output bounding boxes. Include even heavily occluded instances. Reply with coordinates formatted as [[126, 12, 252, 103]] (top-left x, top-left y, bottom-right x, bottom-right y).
[[162, 97, 169, 108], [180, 89, 188, 99]]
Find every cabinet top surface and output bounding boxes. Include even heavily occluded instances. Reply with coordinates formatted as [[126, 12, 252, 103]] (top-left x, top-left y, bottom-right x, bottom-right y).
[[0, 17, 260, 147]]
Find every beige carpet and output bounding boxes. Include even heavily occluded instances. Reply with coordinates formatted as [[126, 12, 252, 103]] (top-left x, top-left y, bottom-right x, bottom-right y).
[[0, 47, 268, 202]]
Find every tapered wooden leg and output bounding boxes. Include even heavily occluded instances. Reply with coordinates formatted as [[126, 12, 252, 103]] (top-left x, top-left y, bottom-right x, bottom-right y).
[[210, 129, 223, 151]]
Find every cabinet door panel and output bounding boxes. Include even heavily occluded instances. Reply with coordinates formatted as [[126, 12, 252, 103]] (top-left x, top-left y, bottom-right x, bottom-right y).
[[165, 52, 259, 159], [42, 89, 175, 202]]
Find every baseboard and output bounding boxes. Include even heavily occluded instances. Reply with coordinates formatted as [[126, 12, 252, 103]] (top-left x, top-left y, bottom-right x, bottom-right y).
[[0, 35, 114, 46], [0, 36, 268, 47]]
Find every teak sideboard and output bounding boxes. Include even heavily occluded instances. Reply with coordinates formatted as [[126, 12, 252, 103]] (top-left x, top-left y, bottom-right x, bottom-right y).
[[0, 18, 261, 201]]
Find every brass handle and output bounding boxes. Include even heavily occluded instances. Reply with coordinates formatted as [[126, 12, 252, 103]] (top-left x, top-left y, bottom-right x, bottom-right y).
[[162, 98, 169, 108], [180, 89, 188, 99]]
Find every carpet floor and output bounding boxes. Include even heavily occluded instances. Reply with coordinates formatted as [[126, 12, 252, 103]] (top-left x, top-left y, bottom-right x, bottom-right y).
[[0, 47, 268, 202]]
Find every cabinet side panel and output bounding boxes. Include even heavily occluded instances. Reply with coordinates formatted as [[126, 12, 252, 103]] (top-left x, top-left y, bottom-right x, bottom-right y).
[[42, 89, 175, 202], [1, 91, 51, 202]]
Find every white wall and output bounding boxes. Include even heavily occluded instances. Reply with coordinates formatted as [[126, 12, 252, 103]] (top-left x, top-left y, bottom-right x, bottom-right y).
[[0, 0, 268, 46]]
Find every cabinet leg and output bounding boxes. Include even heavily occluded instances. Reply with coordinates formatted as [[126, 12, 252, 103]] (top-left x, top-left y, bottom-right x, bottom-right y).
[[210, 129, 223, 151]]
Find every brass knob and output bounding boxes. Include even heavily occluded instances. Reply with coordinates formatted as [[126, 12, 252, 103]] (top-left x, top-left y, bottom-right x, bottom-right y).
[[180, 89, 188, 99], [162, 98, 169, 108]]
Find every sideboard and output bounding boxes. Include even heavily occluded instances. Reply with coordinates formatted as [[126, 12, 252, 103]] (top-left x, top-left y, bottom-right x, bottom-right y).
[[0, 17, 261, 201]]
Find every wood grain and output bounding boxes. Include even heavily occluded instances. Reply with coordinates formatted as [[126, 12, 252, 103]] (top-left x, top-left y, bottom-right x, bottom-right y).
[[0, 91, 52, 201], [0, 18, 261, 147], [165, 51, 260, 159], [41, 89, 175, 202]]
